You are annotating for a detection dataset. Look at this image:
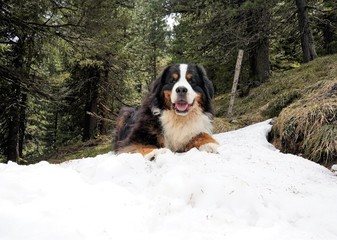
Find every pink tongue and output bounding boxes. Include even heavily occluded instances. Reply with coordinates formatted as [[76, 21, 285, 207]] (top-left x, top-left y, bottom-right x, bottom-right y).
[[176, 103, 189, 111]]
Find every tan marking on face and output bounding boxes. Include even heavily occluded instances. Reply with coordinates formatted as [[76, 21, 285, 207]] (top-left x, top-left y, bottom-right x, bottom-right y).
[[172, 73, 179, 79], [163, 90, 172, 109], [186, 73, 193, 79], [195, 94, 202, 104]]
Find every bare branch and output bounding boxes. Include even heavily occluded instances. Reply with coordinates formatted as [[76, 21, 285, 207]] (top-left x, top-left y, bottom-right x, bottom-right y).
[[86, 111, 116, 123]]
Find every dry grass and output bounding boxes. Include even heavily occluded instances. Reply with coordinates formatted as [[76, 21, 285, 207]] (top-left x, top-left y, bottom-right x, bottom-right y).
[[271, 81, 337, 167], [214, 54, 337, 166]]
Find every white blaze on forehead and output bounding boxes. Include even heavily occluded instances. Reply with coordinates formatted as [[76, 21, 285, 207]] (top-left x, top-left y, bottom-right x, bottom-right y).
[[179, 63, 188, 80], [171, 64, 197, 104]]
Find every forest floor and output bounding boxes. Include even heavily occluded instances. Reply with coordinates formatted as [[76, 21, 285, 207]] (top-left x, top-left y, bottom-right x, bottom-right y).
[[44, 136, 112, 164], [44, 54, 337, 163]]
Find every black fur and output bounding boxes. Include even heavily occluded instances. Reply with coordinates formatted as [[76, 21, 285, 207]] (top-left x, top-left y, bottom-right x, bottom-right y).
[[114, 107, 137, 147]]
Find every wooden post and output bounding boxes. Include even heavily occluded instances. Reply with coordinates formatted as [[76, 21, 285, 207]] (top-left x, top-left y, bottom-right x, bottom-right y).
[[227, 49, 244, 117]]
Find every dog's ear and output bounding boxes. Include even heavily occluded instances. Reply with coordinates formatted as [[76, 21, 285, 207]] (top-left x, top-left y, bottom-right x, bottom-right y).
[[148, 65, 170, 115], [196, 64, 214, 99]]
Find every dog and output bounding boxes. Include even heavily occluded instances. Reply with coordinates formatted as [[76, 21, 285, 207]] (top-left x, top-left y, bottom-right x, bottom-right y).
[[114, 63, 219, 160]]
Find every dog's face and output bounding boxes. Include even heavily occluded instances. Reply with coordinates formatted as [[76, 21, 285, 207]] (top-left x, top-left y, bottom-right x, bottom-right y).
[[150, 63, 214, 116]]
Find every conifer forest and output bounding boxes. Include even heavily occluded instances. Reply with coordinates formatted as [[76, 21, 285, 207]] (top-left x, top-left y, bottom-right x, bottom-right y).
[[1, 0, 337, 163]]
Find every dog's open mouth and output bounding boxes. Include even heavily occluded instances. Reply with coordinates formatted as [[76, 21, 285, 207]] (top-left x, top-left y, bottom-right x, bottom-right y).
[[172, 100, 193, 114]]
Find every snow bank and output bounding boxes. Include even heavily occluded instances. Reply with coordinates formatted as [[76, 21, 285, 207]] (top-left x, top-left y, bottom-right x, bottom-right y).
[[1, 120, 337, 240]]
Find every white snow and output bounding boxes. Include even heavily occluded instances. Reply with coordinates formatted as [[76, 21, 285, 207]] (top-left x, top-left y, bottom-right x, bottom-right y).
[[1, 120, 337, 240]]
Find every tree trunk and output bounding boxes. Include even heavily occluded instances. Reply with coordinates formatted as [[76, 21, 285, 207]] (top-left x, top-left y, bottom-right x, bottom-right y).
[[295, 0, 317, 62], [228, 49, 244, 117], [54, 110, 58, 147], [99, 63, 110, 135], [322, 22, 334, 54], [7, 38, 26, 163], [83, 98, 98, 141], [18, 93, 27, 158], [249, 36, 270, 83], [150, 42, 158, 82], [320, 8, 336, 55], [6, 86, 21, 163], [82, 67, 99, 141], [247, 6, 270, 84]]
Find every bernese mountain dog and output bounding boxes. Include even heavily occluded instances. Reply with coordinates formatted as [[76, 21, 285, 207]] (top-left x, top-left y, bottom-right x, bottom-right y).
[[114, 63, 219, 160]]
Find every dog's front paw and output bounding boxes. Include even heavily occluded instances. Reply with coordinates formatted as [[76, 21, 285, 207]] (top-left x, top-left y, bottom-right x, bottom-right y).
[[199, 143, 219, 153], [144, 148, 172, 161]]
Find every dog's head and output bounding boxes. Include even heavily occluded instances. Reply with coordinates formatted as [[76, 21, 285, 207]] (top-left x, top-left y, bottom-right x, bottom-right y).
[[149, 63, 214, 116]]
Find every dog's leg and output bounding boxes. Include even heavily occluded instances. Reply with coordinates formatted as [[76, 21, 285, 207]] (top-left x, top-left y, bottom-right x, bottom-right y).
[[118, 144, 171, 161], [184, 133, 219, 153], [144, 148, 172, 161], [119, 144, 157, 155]]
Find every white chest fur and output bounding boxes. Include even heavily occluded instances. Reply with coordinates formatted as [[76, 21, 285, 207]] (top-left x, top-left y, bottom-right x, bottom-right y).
[[159, 107, 213, 152]]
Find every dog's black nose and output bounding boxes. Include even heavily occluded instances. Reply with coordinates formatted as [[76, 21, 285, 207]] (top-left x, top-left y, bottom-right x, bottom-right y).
[[176, 86, 188, 94]]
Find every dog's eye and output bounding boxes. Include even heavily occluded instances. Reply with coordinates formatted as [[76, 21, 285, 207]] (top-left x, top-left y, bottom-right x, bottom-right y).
[[169, 78, 176, 84], [188, 78, 195, 84]]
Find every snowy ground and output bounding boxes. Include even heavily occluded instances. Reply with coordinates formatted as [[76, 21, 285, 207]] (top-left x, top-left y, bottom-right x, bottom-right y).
[[1, 120, 337, 240]]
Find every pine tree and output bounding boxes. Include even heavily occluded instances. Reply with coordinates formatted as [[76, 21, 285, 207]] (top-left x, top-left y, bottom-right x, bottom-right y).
[[295, 0, 318, 62]]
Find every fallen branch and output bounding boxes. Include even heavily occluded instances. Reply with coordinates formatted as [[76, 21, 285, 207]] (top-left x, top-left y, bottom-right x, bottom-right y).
[[86, 111, 115, 123]]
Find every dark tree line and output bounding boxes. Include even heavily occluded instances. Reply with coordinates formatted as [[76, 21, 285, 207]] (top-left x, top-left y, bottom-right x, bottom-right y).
[[168, 0, 336, 92], [0, 0, 134, 163], [1, 0, 337, 163]]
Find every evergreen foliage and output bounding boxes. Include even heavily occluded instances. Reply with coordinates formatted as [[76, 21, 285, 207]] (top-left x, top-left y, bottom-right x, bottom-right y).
[[0, 0, 336, 163]]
